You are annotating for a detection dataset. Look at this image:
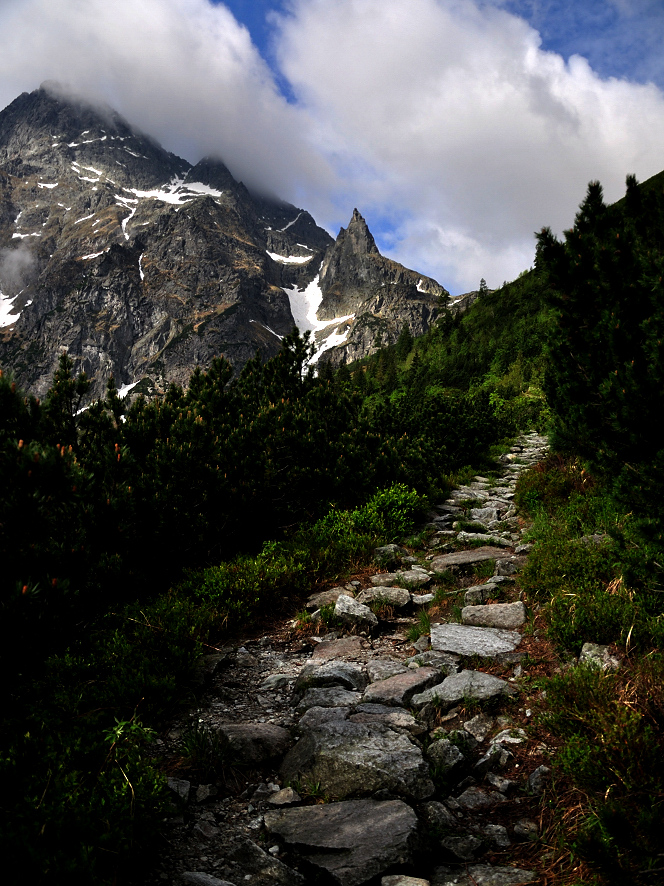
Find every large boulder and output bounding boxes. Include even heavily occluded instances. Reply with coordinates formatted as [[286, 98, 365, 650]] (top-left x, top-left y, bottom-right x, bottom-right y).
[[294, 661, 368, 694], [216, 723, 292, 766], [280, 720, 434, 801], [335, 594, 378, 630], [264, 799, 418, 886], [461, 602, 526, 630], [410, 670, 513, 711]]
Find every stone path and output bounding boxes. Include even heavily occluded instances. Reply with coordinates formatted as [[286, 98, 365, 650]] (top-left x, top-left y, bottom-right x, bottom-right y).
[[146, 433, 553, 886]]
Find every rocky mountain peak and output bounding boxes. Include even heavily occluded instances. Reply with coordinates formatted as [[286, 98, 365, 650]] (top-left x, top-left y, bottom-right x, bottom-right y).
[[344, 208, 380, 256]]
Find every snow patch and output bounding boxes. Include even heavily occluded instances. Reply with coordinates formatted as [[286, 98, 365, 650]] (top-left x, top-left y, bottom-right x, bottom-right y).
[[74, 214, 95, 224], [122, 180, 224, 207], [81, 251, 107, 260], [0, 290, 20, 327], [117, 381, 139, 398], [139, 253, 145, 280], [283, 272, 354, 363], [249, 319, 283, 340], [266, 251, 313, 264], [279, 211, 303, 232], [38, 182, 58, 189]]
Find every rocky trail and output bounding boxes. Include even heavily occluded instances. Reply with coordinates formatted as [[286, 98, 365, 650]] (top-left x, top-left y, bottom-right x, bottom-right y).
[[145, 432, 577, 886]]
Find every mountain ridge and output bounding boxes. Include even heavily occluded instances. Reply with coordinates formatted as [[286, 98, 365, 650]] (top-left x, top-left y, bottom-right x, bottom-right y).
[[0, 84, 448, 396]]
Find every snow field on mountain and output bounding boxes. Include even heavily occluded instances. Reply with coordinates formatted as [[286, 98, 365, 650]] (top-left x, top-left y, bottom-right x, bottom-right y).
[[0, 290, 20, 328], [284, 273, 354, 362]]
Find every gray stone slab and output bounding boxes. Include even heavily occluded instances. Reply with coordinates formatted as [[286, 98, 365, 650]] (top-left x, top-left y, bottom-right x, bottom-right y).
[[181, 874, 237, 886], [227, 837, 305, 885], [264, 799, 418, 886], [456, 532, 512, 548], [430, 623, 521, 657], [216, 724, 293, 766], [362, 666, 442, 707], [335, 594, 378, 629], [280, 720, 434, 801], [461, 602, 526, 629], [312, 636, 365, 660], [432, 865, 536, 886], [298, 706, 351, 731], [411, 670, 513, 710], [295, 661, 368, 694], [352, 703, 426, 736], [356, 586, 411, 608], [296, 687, 362, 714], [430, 547, 507, 572], [382, 877, 430, 886], [306, 586, 354, 611], [366, 659, 409, 683]]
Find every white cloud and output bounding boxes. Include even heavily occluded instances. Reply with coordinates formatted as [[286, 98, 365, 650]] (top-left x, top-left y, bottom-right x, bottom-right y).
[[1, 0, 664, 292], [274, 0, 664, 290], [0, 0, 332, 201]]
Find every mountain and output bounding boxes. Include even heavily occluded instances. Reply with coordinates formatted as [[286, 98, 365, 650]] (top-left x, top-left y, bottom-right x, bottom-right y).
[[313, 209, 447, 365], [0, 83, 447, 398]]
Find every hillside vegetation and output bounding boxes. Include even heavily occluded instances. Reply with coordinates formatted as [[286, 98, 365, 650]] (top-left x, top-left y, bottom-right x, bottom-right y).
[[2, 171, 664, 884]]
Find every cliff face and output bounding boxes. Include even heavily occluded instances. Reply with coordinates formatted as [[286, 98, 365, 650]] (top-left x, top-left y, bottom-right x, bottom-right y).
[[0, 86, 451, 395], [0, 84, 332, 399], [314, 209, 449, 365]]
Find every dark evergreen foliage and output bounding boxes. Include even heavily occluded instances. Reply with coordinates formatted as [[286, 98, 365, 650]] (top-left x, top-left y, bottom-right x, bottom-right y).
[[537, 175, 664, 537]]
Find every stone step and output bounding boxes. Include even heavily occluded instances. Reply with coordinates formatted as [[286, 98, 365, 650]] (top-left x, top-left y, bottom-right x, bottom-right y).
[[430, 623, 522, 657]]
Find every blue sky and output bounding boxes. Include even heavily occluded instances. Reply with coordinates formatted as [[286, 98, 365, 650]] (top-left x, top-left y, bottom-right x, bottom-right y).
[[1, 0, 663, 293]]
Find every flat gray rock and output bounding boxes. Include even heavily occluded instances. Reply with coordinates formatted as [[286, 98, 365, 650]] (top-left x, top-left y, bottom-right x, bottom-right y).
[[456, 532, 512, 548], [280, 719, 434, 801], [412, 593, 436, 605], [411, 670, 512, 710], [356, 586, 411, 608], [295, 661, 368, 694], [260, 673, 292, 691], [362, 666, 442, 707], [456, 786, 506, 810], [430, 623, 521, 657], [298, 706, 351, 730], [406, 651, 460, 675], [430, 547, 507, 572], [264, 799, 418, 886], [351, 703, 426, 736], [463, 713, 494, 742], [312, 636, 365, 660], [432, 865, 536, 885], [382, 877, 430, 886], [216, 723, 292, 766], [335, 594, 378, 629], [426, 738, 464, 772], [396, 568, 432, 587], [306, 586, 354, 611], [470, 507, 499, 523], [227, 837, 305, 885], [366, 659, 409, 683], [296, 687, 362, 714], [461, 602, 526, 629], [181, 874, 237, 886]]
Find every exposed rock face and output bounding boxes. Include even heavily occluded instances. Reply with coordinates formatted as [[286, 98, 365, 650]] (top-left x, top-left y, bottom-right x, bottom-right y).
[[0, 83, 333, 399], [0, 87, 453, 396], [316, 209, 449, 365]]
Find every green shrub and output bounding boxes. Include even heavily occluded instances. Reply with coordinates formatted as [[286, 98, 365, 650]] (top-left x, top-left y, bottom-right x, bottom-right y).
[[542, 658, 664, 883]]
